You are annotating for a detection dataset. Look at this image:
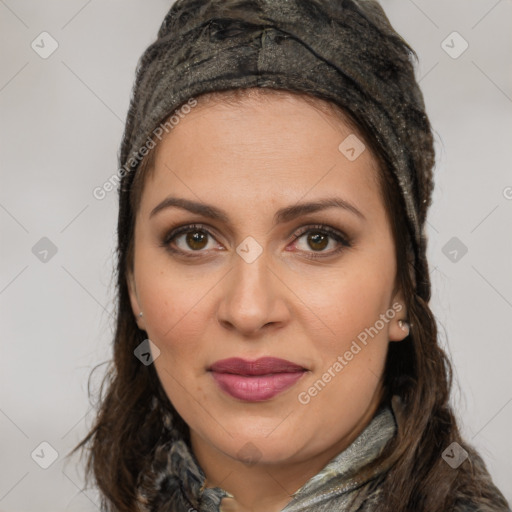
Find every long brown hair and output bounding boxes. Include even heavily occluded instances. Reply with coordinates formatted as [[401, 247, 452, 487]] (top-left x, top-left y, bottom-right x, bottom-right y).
[[70, 87, 509, 512]]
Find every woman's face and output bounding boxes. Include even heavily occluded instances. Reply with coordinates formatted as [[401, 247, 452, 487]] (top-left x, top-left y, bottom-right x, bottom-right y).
[[128, 92, 408, 469]]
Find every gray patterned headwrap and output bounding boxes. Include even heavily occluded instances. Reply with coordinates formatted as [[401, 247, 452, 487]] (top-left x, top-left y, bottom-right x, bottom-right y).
[[118, 0, 435, 299]]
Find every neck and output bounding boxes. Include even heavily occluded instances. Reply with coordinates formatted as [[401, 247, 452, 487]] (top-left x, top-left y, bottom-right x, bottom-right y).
[[190, 398, 381, 512]]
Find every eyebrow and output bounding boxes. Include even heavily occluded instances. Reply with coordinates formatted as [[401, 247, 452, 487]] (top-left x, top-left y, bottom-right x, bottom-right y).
[[149, 196, 366, 224]]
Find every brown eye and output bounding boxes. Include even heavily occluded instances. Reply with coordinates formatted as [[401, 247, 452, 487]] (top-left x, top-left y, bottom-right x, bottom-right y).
[[306, 232, 329, 251], [185, 230, 208, 250], [291, 224, 351, 260], [162, 224, 219, 256]]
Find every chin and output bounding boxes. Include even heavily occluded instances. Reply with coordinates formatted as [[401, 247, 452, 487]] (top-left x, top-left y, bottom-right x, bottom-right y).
[[225, 435, 305, 466], [195, 418, 320, 466]]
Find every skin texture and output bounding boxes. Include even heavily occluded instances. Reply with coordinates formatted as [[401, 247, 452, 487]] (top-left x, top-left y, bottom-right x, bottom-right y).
[[127, 92, 409, 512]]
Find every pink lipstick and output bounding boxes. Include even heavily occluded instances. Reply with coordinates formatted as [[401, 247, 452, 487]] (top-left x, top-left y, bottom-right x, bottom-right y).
[[208, 357, 306, 402]]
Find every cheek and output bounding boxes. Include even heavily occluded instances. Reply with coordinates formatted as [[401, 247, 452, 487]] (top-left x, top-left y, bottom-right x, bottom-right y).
[[133, 267, 231, 434], [294, 268, 393, 446], [134, 241, 211, 340], [137, 269, 209, 409], [303, 256, 395, 353]]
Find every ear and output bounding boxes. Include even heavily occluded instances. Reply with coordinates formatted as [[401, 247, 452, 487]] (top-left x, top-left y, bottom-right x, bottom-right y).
[[388, 288, 410, 343], [127, 270, 145, 331]]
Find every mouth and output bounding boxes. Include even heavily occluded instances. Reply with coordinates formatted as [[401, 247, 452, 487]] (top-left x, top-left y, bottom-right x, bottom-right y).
[[208, 357, 307, 402]]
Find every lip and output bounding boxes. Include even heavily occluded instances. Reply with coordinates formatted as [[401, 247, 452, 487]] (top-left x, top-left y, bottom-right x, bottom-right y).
[[208, 357, 307, 402]]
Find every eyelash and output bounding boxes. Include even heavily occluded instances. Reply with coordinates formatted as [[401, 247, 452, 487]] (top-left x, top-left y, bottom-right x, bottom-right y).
[[161, 223, 352, 260]]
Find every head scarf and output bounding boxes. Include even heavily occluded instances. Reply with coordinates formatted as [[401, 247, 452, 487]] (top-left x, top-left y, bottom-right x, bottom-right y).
[[118, 0, 435, 299]]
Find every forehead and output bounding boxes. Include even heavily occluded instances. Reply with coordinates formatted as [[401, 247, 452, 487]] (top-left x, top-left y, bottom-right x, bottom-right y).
[[137, 91, 383, 219]]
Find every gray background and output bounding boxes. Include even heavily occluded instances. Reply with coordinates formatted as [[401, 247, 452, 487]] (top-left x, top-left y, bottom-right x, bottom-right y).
[[1, 1, 511, 510]]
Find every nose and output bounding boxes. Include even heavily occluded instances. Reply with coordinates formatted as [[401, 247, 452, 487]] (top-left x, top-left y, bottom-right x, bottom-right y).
[[216, 248, 290, 337]]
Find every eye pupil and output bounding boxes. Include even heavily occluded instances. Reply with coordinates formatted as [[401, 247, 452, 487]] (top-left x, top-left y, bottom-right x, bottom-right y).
[[186, 231, 208, 250], [308, 232, 328, 251]]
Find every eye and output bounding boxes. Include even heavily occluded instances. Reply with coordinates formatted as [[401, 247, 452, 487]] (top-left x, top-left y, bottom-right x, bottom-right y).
[[161, 223, 351, 260], [162, 223, 221, 256], [289, 224, 351, 259]]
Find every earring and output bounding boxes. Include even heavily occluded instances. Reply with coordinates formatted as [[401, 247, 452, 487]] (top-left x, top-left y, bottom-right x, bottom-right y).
[[398, 319, 410, 334], [138, 311, 143, 318]]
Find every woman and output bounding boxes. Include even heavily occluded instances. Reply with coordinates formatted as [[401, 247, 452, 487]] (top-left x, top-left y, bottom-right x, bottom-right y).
[[72, 1, 511, 511]]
